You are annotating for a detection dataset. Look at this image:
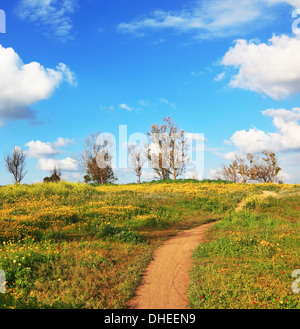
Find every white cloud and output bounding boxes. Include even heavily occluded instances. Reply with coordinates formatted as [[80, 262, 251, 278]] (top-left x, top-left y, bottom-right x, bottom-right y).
[[17, 0, 78, 41], [150, 38, 166, 45], [0, 45, 75, 123], [159, 98, 176, 109], [25, 138, 74, 158], [231, 128, 279, 154], [26, 140, 59, 158], [53, 137, 75, 148], [224, 139, 232, 146], [100, 104, 115, 112], [221, 108, 300, 183], [223, 151, 238, 161], [267, 0, 300, 7], [213, 150, 239, 161], [208, 169, 218, 179], [141, 170, 157, 181], [230, 108, 300, 153], [214, 72, 225, 82], [38, 157, 79, 172], [56, 63, 77, 86], [277, 170, 291, 182], [120, 104, 135, 112], [279, 153, 300, 183], [60, 171, 83, 183], [117, 0, 299, 40], [138, 99, 149, 107], [102, 101, 147, 113], [27, 137, 78, 174], [185, 133, 207, 142], [185, 168, 202, 180], [222, 34, 300, 99]]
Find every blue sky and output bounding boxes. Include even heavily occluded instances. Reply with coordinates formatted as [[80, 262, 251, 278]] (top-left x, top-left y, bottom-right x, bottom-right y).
[[1, 0, 300, 184]]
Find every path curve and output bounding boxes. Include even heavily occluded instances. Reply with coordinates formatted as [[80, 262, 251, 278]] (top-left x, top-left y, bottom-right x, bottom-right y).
[[129, 222, 214, 309], [235, 190, 278, 212]]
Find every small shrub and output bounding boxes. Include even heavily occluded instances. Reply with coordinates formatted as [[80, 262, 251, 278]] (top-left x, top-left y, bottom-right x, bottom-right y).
[[96, 224, 143, 244]]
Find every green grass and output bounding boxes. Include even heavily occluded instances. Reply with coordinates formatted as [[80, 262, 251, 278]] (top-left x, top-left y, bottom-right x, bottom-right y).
[[188, 193, 300, 309], [0, 181, 222, 309], [0, 181, 298, 309]]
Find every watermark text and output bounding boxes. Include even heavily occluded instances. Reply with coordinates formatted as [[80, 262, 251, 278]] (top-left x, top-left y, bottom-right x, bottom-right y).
[[292, 269, 300, 294], [0, 9, 6, 34], [292, 9, 300, 36], [0, 270, 5, 293], [94, 125, 204, 179]]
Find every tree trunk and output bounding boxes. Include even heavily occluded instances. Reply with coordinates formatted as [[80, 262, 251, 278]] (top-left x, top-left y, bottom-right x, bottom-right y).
[[99, 168, 103, 184], [171, 162, 176, 180], [172, 169, 176, 180]]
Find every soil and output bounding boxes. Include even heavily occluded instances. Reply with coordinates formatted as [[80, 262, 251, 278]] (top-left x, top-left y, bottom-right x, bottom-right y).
[[129, 222, 214, 309]]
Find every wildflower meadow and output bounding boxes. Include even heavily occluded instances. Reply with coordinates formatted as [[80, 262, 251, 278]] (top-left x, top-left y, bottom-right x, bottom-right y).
[[0, 180, 299, 309]]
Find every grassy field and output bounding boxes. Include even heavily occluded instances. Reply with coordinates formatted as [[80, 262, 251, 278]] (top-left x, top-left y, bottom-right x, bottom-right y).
[[188, 186, 300, 309], [0, 180, 299, 309]]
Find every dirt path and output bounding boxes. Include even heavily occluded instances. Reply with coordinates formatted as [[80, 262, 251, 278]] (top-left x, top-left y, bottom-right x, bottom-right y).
[[129, 222, 214, 309], [235, 190, 278, 212], [261, 191, 278, 198], [129, 191, 278, 309]]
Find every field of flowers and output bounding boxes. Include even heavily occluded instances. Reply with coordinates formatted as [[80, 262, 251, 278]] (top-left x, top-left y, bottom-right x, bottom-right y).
[[0, 180, 298, 309]]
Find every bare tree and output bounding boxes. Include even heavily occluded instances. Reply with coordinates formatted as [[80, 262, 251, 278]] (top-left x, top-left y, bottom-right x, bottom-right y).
[[252, 151, 281, 183], [146, 117, 189, 180], [129, 146, 145, 184], [216, 162, 240, 183], [75, 132, 117, 184], [236, 154, 251, 183], [216, 151, 282, 183], [4, 146, 27, 184]]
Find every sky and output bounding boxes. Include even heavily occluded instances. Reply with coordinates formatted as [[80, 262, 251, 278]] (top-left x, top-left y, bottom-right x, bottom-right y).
[[1, 0, 300, 184]]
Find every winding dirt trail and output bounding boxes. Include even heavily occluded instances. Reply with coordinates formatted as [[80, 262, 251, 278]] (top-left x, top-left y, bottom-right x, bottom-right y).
[[129, 222, 214, 309], [129, 190, 278, 309], [235, 191, 278, 212]]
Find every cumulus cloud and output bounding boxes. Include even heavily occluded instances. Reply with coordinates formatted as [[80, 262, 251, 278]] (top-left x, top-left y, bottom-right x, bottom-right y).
[[25, 138, 74, 158], [230, 108, 300, 153], [26, 141, 59, 158], [26, 137, 78, 174], [279, 153, 300, 180], [117, 0, 299, 39], [222, 35, 300, 99], [53, 137, 75, 148], [38, 157, 79, 172], [16, 0, 78, 41], [0, 45, 75, 123]]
